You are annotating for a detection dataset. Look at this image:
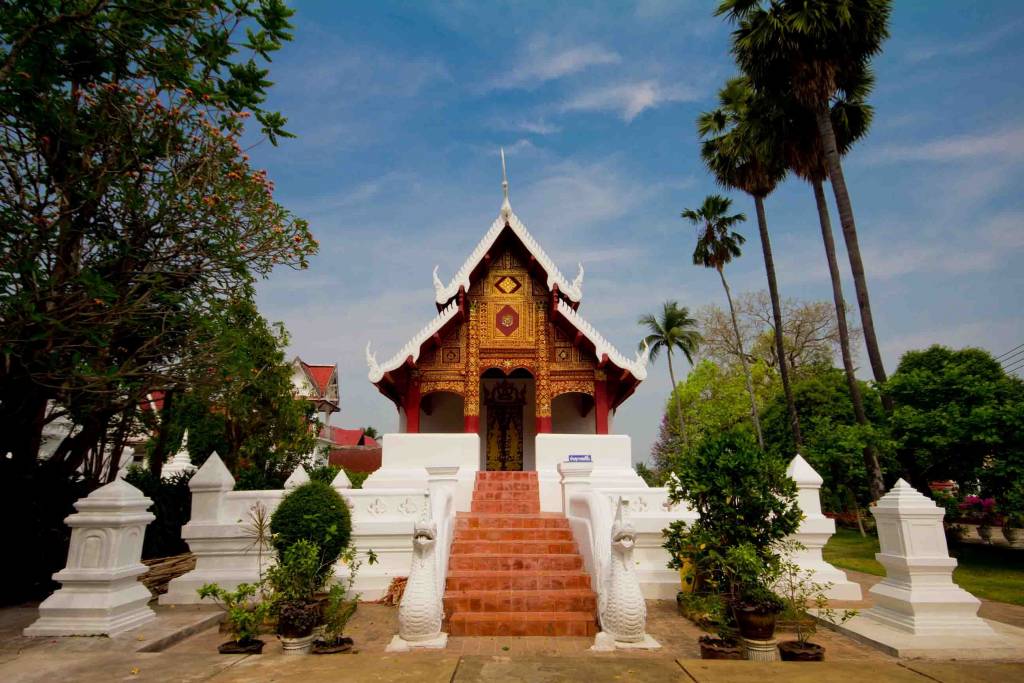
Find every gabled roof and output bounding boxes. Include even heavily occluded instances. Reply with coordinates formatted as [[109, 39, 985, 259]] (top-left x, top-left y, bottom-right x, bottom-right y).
[[329, 426, 365, 446], [367, 200, 650, 387], [431, 199, 584, 306], [304, 363, 336, 396]]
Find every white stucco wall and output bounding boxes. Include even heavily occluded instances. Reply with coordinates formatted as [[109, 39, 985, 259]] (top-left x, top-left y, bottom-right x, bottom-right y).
[[551, 392, 594, 434], [419, 391, 464, 433]]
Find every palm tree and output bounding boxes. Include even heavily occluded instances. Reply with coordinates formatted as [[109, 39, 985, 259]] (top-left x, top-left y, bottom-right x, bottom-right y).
[[784, 73, 887, 501], [683, 194, 764, 447], [639, 301, 702, 449], [719, 0, 893, 407], [697, 76, 802, 449]]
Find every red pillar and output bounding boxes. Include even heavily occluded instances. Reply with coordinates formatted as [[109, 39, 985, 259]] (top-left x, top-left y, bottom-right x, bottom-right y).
[[464, 414, 479, 433], [403, 382, 421, 433], [536, 415, 552, 434], [594, 380, 610, 435]]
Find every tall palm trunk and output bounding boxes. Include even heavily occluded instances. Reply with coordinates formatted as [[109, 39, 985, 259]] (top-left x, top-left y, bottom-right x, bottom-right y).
[[665, 351, 689, 449], [754, 195, 802, 448], [813, 179, 885, 502], [815, 106, 892, 412], [718, 267, 764, 448]]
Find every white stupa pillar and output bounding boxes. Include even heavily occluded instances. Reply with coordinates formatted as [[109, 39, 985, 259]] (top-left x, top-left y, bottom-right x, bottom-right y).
[[283, 464, 310, 489], [558, 461, 593, 513], [24, 479, 156, 636], [786, 454, 862, 600], [161, 430, 196, 479], [867, 479, 993, 636]]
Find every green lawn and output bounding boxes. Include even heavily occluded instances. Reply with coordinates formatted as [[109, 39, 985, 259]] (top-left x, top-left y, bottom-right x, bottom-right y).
[[823, 528, 1024, 606]]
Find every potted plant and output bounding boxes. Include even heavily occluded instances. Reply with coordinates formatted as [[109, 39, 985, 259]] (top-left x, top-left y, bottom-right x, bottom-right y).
[[1003, 511, 1024, 547], [723, 543, 785, 641], [198, 582, 270, 654], [962, 495, 996, 542], [775, 560, 857, 661], [312, 544, 377, 654], [266, 539, 324, 654], [663, 432, 802, 658]]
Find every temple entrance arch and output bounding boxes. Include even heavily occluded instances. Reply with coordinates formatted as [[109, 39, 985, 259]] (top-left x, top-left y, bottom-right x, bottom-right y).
[[479, 368, 536, 471], [419, 391, 464, 433], [551, 391, 594, 434]]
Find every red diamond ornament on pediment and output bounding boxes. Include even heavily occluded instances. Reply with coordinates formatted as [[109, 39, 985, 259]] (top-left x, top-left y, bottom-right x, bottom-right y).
[[495, 304, 520, 336], [494, 275, 522, 295]]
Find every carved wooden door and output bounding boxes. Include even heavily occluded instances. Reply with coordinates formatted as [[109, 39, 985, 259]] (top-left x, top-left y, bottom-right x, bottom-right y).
[[483, 380, 526, 471]]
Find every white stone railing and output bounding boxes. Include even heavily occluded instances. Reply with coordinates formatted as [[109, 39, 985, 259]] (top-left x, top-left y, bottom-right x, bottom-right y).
[[162, 454, 431, 604], [560, 462, 695, 600]]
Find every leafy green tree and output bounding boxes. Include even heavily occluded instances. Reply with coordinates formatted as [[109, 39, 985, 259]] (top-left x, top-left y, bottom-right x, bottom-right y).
[[762, 367, 892, 511], [361, 426, 380, 440], [885, 346, 1024, 492], [718, 0, 893, 407], [154, 297, 317, 486], [698, 76, 801, 448], [668, 359, 778, 455], [665, 430, 801, 589], [0, 1, 313, 475], [684, 194, 764, 447], [639, 301, 702, 447]]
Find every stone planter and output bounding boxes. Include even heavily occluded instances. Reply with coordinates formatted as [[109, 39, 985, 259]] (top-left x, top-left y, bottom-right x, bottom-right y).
[[1002, 526, 1023, 548], [218, 639, 264, 655], [778, 640, 825, 661], [280, 633, 315, 655], [698, 636, 744, 660], [977, 524, 994, 543]]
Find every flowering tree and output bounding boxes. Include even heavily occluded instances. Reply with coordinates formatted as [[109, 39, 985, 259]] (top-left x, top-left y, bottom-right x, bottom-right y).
[[0, 1, 316, 474]]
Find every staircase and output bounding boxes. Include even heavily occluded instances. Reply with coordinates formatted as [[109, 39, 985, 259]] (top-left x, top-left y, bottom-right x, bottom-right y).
[[443, 471, 598, 637]]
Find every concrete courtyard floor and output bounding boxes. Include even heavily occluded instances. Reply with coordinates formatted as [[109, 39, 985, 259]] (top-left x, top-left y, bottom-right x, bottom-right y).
[[2, 597, 1022, 682]]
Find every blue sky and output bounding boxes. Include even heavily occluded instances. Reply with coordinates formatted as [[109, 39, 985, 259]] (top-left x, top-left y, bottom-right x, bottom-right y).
[[251, 1, 1024, 462]]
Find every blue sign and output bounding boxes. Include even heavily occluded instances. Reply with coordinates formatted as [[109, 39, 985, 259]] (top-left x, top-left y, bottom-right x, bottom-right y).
[[568, 454, 592, 463]]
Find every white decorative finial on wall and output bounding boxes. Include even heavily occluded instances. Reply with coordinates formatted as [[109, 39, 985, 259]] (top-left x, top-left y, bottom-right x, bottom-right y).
[[572, 262, 584, 295]]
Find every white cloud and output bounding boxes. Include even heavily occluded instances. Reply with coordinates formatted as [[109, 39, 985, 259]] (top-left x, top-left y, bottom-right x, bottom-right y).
[[560, 80, 699, 122], [864, 126, 1024, 164], [906, 21, 1021, 63], [492, 118, 563, 135], [494, 37, 621, 90]]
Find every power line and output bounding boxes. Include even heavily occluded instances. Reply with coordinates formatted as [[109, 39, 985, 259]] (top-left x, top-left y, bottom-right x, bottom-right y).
[[1005, 359, 1024, 375], [999, 348, 1024, 366], [996, 343, 1024, 360]]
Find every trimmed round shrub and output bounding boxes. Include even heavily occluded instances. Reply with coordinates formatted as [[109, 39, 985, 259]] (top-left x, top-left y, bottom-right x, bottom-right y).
[[270, 481, 351, 568]]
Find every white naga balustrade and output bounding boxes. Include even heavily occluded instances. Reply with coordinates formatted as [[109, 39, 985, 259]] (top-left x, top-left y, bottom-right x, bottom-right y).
[[786, 454, 862, 600], [161, 453, 429, 604], [25, 478, 156, 636], [592, 498, 661, 651]]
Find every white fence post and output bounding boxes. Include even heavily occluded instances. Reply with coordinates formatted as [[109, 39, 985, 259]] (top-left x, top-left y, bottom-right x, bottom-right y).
[[787, 454, 862, 600]]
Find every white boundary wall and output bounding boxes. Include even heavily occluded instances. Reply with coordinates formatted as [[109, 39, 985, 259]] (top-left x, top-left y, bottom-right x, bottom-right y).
[[162, 454, 431, 604], [363, 433, 479, 511], [536, 434, 645, 512]]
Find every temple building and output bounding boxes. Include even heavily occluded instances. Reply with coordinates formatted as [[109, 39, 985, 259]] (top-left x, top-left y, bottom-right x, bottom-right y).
[[367, 155, 649, 472]]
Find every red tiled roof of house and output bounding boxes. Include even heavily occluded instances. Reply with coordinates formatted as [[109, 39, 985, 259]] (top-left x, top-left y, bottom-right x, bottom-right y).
[[302, 363, 335, 396], [140, 390, 166, 413], [363, 436, 379, 448], [330, 426, 365, 446]]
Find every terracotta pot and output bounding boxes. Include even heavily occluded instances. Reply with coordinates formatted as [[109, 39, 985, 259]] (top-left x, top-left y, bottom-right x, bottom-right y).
[[778, 640, 825, 662], [698, 636, 744, 660], [977, 524, 994, 543], [735, 605, 778, 641], [312, 636, 354, 655], [218, 639, 264, 655]]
